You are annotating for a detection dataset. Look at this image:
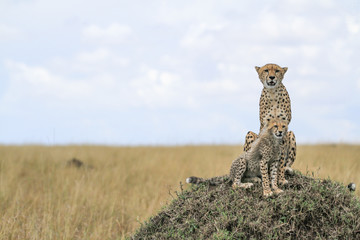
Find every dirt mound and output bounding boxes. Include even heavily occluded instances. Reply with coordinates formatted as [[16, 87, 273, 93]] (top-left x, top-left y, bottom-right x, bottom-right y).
[[131, 172, 360, 239]]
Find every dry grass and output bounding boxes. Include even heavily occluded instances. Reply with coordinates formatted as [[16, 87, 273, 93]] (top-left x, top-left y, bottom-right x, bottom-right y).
[[0, 144, 359, 239]]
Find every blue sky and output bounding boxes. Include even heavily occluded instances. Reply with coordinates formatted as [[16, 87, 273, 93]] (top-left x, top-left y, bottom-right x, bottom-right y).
[[0, 0, 360, 145]]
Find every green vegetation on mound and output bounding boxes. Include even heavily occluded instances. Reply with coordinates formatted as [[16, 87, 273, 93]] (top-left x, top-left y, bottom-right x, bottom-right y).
[[131, 172, 360, 239]]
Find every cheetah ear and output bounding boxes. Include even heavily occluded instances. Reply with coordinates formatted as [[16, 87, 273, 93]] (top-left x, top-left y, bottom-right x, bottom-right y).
[[280, 119, 290, 126], [255, 66, 260, 73], [282, 67, 288, 74]]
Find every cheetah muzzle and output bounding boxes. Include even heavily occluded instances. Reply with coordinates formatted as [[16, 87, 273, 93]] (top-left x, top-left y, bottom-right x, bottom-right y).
[[266, 79, 277, 88]]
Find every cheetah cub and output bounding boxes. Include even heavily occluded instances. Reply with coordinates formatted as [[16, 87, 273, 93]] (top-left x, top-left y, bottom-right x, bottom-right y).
[[187, 119, 288, 197], [244, 63, 296, 185]]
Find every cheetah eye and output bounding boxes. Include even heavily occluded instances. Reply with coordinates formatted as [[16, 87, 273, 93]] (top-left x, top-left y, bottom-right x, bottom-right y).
[[274, 125, 278, 128], [275, 70, 280, 73], [282, 125, 285, 128], [264, 69, 269, 73]]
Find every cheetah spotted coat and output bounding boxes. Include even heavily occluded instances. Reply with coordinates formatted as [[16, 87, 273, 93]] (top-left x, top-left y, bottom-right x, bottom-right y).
[[244, 63, 297, 185]]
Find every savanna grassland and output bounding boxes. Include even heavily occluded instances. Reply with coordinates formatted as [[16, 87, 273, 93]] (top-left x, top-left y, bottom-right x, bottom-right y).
[[0, 144, 359, 239]]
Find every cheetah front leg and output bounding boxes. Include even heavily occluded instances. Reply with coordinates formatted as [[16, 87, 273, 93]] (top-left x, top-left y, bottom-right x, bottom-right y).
[[285, 131, 296, 175], [278, 139, 289, 186], [243, 131, 258, 152], [260, 156, 273, 197], [270, 161, 283, 195]]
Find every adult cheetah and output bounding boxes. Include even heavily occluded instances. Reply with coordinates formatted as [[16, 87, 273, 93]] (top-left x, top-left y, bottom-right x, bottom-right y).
[[187, 119, 288, 197], [244, 63, 296, 185]]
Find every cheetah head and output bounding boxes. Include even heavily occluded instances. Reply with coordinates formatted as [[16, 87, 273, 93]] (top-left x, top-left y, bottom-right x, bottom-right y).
[[268, 119, 288, 139], [255, 63, 288, 89]]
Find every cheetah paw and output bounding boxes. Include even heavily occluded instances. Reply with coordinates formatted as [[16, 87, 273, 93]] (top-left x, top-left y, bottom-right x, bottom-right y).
[[251, 177, 262, 183], [279, 180, 289, 185]]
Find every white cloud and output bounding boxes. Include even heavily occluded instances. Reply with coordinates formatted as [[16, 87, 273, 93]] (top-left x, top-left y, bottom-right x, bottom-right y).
[[0, 24, 20, 40], [254, 13, 339, 44], [346, 16, 360, 34], [180, 23, 225, 49], [76, 48, 112, 63], [82, 23, 132, 44], [215, 63, 258, 94], [50, 48, 129, 75], [74, 48, 129, 70], [293, 64, 319, 76], [3, 60, 92, 103], [1, 0, 360, 144], [2, 59, 133, 112], [203, 79, 241, 94], [300, 45, 320, 59], [131, 67, 183, 107], [130, 65, 256, 109], [3, 61, 186, 111]]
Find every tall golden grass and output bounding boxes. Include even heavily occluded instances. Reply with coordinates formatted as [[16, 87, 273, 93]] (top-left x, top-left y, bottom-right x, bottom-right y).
[[0, 144, 359, 239]]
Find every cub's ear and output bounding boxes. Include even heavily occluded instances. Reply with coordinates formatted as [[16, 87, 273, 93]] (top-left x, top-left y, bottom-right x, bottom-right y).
[[282, 67, 288, 73], [255, 66, 261, 73]]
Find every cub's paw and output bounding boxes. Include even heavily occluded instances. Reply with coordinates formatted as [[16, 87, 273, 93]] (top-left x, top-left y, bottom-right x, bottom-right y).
[[263, 191, 274, 198], [243, 177, 261, 184], [273, 188, 284, 195], [241, 183, 254, 189], [232, 182, 254, 189]]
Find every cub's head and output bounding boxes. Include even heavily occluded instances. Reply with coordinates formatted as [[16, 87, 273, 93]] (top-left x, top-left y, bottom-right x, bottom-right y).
[[255, 63, 288, 89], [267, 119, 288, 139]]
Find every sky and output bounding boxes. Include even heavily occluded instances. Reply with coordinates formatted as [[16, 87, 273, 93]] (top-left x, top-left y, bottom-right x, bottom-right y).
[[0, 0, 360, 145]]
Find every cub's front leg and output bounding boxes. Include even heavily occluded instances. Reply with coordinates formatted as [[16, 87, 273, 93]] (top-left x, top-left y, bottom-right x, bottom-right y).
[[259, 155, 272, 197], [270, 161, 283, 195]]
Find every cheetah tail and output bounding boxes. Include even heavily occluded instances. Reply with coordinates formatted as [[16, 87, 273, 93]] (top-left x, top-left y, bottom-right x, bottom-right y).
[[186, 176, 205, 184], [186, 175, 229, 186]]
